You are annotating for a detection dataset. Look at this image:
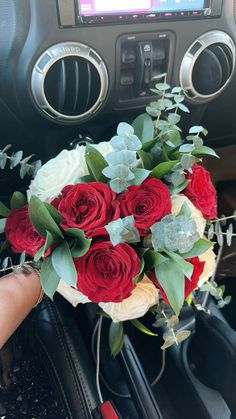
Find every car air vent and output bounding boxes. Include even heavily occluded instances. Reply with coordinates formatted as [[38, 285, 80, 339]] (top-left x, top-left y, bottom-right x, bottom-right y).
[[180, 31, 235, 103], [31, 42, 109, 123]]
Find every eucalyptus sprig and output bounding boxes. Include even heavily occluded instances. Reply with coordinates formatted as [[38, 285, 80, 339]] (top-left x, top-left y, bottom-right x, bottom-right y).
[[0, 144, 42, 178]]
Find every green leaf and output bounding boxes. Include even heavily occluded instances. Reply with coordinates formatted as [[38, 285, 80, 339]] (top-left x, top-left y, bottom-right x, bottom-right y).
[[0, 218, 6, 234], [51, 241, 77, 286], [192, 146, 219, 158], [130, 168, 150, 185], [155, 259, 185, 315], [178, 201, 192, 218], [132, 113, 154, 144], [138, 150, 154, 170], [85, 145, 108, 182], [134, 257, 145, 284], [131, 319, 158, 336], [151, 160, 179, 178], [29, 195, 63, 238], [109, 322, 124, 358], [45, 203, 64, 224], [0, 240, 9, 253], [144, 250, 167, 270], [180, 238, 213, 259], [34, 230, 55, 262], [168, 113, 181, 125], [40, 256, 60, 300], [0, 201, 10, 217], [66, 228, 91, 257], [178, 103, 190, 113], [169, 179, 189, 194], [163, 250, 193, 279], [10, 191, 27, 211]]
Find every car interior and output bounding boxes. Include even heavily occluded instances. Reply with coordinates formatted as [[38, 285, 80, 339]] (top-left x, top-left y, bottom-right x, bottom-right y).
[[1, 0, 236, 418]]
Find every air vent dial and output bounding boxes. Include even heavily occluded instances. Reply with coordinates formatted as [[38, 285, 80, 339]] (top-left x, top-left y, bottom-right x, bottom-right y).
[[31, 42, 109, 123], [180, 31, 235, 103]]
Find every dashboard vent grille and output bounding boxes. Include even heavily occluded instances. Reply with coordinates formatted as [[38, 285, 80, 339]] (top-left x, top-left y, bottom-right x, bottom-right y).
[[192, 44, 233, 96], [180, 31, 235, 103], [31, 42, 109, 123], [44, 57, 101, 116]]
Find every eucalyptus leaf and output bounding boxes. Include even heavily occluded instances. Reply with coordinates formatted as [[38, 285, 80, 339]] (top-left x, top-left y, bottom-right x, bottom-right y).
[[40, 256, 60, 300], [132, 113, 154, 144], [0, 218, 6, 234], [10, 151, 23, 169], [180, 238, 213, 259]]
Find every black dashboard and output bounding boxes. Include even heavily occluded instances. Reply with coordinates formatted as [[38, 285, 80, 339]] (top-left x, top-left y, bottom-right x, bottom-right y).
[[1, 0, 236, 158]]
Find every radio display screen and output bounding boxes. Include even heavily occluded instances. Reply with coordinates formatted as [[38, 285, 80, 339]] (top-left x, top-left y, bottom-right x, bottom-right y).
[[79, 0, 205, 16]]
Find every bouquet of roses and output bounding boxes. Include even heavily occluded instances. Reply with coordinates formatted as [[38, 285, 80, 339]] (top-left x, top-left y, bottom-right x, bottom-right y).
[[1, 78, 225, 353]]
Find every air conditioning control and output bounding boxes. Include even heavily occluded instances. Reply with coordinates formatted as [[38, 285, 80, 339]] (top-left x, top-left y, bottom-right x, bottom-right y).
[[116, 32, 174, 105]]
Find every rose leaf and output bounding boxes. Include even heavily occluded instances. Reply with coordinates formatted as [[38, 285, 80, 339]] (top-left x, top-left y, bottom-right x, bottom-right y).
[[155, 259, 185, 316], [109, 321, 124, 358], [51, 241, 77, 286], [10, 191, 27, 211]]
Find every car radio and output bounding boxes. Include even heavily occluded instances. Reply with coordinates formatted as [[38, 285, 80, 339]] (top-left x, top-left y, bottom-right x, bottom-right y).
[[76, 0, 222, 24]]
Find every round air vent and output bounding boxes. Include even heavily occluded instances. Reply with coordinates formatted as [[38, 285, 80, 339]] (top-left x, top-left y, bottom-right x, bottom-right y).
[[31, 42, 109, 123], [180, 31, 235, 103]]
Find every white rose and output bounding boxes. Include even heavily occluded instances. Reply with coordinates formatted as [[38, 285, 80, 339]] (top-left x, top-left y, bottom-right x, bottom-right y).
[[27, 142, 113, 203], [57, 279, 91, 306], [171, 194, 206, 237], [198, 247, 216, 287], [99, 276, 159, 323], [27, 147, 88, 202], [94, 141, 113, 156]]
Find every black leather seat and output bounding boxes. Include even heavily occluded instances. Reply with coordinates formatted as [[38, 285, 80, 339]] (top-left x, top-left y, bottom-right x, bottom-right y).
[[29, 296, 100, 419]]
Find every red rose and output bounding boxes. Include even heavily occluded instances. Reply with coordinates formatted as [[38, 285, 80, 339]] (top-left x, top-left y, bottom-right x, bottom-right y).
[[118, 177, 171, 235], [5, 205, 45, 257], [75, 241, 140, 303], [183, 164, 217, 219], [149, 256, 205, 303], [53, 182, 120, 238]]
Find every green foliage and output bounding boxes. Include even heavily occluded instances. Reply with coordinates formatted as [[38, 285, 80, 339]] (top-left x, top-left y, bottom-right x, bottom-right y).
[[10, 191, 27, 211], [155, 259, 185, 315], [40, 256, 60, 299], [29, 195, 63, 239], [132, 113, 154, 144], [109, 321, 124, 358], [51, 241, 77, 287], [66, 228, 91, 257], [85, 145, 108, 182], [0, 201, 10, 217], [105, 215, 140, 246], [131, 319, 157, 336], [0, 144, 41, 178]]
